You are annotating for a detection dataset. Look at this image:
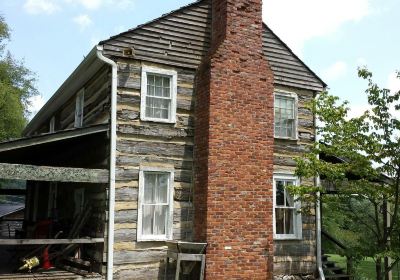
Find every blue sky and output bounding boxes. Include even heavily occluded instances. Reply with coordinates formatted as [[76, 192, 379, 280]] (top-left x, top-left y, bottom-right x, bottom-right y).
[[1, 0, 399, 118]]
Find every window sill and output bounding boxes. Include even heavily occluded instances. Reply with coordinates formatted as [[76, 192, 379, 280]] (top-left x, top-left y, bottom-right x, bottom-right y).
[[140, 116, 176, 124], [274, 235, 302, 241], [137, 237, 172, 242], [274, 136, 298, 141]]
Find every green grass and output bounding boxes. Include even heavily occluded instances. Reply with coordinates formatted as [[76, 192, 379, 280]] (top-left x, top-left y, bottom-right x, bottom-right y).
[[327, 254, 400, 280]]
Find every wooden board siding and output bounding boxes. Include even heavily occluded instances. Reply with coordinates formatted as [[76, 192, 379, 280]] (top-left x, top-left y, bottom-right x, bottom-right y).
[[35, 66, 111, 134], [101, 0, 325, 92], [262, 26, 325, 91], [273, 85, 316, 275], [111, 59, 194, 278], [101, 1, 211, 70]]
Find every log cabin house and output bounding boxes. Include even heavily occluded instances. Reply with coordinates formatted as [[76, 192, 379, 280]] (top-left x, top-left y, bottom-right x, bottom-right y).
[[0, 0, 327, 279]]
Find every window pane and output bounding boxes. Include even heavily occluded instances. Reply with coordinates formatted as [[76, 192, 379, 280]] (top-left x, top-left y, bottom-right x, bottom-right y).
[[144, 173, 156, 203], [155, 86, 163, 97], [155, 173, 169, 203], [284, 209, 294, 234], [275, 208, 284, 234], [163, 87, 170, 98], [154, 205, 168, 235], [145, 97, 170, 120], [276, 181, 285, 206], [163, 77, 170, 88], [285, 189, 294, 207], [155, 75, 163, 87], [147, 84, 155, 96], [142, 205, 154, 235]]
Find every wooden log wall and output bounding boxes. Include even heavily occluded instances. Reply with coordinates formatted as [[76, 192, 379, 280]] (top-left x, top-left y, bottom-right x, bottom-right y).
[[110, 59, 195, 279], [35, 66, 111, 134], [273, 85, 317, 276]]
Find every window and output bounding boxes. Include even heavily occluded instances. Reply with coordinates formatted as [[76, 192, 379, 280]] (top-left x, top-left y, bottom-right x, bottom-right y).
[[140, 65, 177, 123], [137, 167, 174, 241], [273, 174, 302, 239], [74, 89, 84, 128], [274, 93, 297, 139]]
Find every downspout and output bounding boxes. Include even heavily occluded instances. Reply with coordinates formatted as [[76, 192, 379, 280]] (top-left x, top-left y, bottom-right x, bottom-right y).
[[96, 45, 117, 280], [314, 96, 325, 280]]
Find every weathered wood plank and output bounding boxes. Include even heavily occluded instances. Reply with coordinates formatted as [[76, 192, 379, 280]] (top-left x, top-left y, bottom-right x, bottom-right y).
[[0, 238, 104, 245], [118, 124, 193, 138], [115, 210, 137, 223], [114, 264, 167, 280], [115, 167, 139, 181], [114, 228, 137, 242], [117, 140, 193, 158], [113, 249, 167, 265], [115, 187, 138, 201], [0, 163, 109, 183], [117, 155, 193, 170]]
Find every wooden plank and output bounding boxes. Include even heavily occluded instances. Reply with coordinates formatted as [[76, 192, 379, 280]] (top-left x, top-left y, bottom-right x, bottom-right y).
[[113, 249, 167, 265], [0, 163, 109, 183], [0, 237, 104, 245]]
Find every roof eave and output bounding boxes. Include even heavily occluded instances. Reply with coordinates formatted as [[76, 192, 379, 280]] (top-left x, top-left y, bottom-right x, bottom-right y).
[[23, 47, 106, 136]]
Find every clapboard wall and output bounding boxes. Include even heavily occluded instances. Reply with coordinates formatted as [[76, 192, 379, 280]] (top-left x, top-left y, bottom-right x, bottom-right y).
[[110, 59, 195, 279]]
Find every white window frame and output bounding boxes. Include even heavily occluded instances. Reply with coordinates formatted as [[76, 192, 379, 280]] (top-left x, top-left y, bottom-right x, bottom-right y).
[[140, 65, 177, 123], [74, 89, 85, 128], [274, 91, 298, 140], [273, 173, 302, 240], [137, 166, 174, 241]]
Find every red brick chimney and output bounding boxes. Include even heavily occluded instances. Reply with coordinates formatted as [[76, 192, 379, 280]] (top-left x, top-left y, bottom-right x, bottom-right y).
[[194, 0, 275, 279]]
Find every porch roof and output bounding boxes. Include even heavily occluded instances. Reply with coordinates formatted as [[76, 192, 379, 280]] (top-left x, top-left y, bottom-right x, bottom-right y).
[[0, 124, 109, 183]]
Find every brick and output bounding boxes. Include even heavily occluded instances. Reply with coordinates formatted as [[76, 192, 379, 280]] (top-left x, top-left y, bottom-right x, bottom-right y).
[[194, 0, 275, 279]]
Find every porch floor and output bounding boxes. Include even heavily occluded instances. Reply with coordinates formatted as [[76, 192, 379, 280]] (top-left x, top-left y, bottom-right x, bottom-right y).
[[0, 269, 102, 279]]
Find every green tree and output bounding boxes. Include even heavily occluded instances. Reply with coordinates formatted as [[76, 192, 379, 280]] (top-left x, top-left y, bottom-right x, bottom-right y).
[[294, 69, 400, 280], [0, 15, 38, 141]]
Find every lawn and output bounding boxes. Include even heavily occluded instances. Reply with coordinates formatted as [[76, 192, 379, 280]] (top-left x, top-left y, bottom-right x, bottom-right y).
[[327, 254, 400, 280]]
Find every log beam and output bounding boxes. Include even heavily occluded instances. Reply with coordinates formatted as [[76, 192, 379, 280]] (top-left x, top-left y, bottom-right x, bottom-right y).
[[0, 163, 108, 183]]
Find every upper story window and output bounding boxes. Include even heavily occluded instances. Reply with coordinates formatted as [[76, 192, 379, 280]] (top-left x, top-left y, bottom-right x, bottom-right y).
[[140, 65, 177, 123], [137, 166, 174, 241], [274, 92, 297, 139], [74, 89, 84, 128], [273, 174, 302, 240]]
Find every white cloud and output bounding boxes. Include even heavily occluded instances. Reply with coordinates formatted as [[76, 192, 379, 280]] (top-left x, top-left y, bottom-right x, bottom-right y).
[[387, 72, 400, 93], [65, 0, 134, 10], [24, 0, 60, 15], [108, 0, 135, 9], [73, 14, 93, 31], [263, 0, 372, 56], [65, 0, 102, 10], [322, 61, 348, 81], [28, 95, 46, 119]]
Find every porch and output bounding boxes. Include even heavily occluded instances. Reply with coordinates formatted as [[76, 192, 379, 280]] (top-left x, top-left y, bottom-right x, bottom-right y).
[[0, 125, 109, 278]]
